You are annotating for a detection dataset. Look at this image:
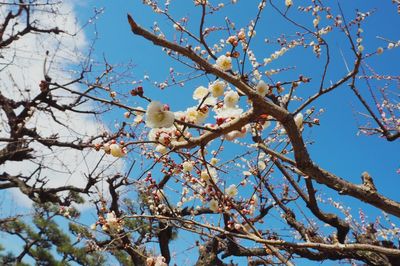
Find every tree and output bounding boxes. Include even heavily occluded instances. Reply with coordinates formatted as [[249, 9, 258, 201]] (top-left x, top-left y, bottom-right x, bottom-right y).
[[1, 0, 399, 265], [0, 1, 120, 264]]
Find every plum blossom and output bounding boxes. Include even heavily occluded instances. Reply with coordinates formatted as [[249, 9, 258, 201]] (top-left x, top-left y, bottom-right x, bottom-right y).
[[243, 171, 252, 176], [209, 199, 219, 212], [185, 106, 208, 124], [313, 16, 320, 28], [102, 143, 111, 153], [109, 143, 126, 158], [248, 205, 256, 216], [147, 256, 168, 266], [170, 129, 192, 146], [215, 106, 243, 120], [224, 90, 240, 108], [194, 0, 208, 5], [157, 132, 171, 145], [224, 126, 248, 141], [133, 107, 145, 124], [148, 127, 175, 142], [106, 211, 118, 225], [216, 55, 232, 71], [251, 194, 258, 206], [146, 258, 154, 266], [238, 29, 246, 40], [225, 184, 238, 197], [148, 126, 190, 148], [210, 157, 219, 165], [133, 115, 144, 124], [294, 112, 304, 130], [173, 23, 185, 31], [156, 189, 166, 201], [155, 144, 168, 155], [174, 111, 186, 121], [200, 168, 218, 183], [193, 86, 209, 100], [258, 161, 266, 170], [203, 96, 217, 106], [182, 161, 194, 172], [255, 80, 269, 97], [146, 101, 175, 128], [209, 80, 226, 97], [154, 256, 168, 266], [104, 211, 123, 232]]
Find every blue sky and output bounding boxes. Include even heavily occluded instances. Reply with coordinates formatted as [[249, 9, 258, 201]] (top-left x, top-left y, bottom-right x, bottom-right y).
[[80, 1, 399, 193], [71, 0, 400, 265]]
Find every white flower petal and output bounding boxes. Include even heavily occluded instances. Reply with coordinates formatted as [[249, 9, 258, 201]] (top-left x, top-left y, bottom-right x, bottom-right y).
[[216, 55, 232, 71], [145, 101, 175, 128]]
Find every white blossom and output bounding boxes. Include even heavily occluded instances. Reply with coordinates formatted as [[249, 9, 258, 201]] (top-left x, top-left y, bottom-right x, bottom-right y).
[[215, 106, 243, 120], [102, 143, 111, 153], [225, 184, 238, 197], [209, 199, 219, 212], [258, 161, 266, 170], [251, 194, 258, 206], [106, 211, 118, 225], [203, 96, 217, 106], [156, 189, 166, 201], [155, 144, 168, 155], [182, 161, 194, 172], [133, 115, 143, 124], [313, 16, 320, 28], [243, 171, 252, 176], [294, 112, 304, 130], [148, 127, 175, 142], [154, 256, 168, 266], [105, 211, 122, 232], [216, 55, 232, 71], [185, 106, 208, 124], [224, 127, 247, 141], [209, 80, 226, 97], [224, 90, 240, 108], [210, 157, 219, 165], [145, 101, 175, 128], [194, 0, 208, 5], [255, 80, 269, 97], [173, 23, 185, 31], [134, 107, 145, 115], [200, 168, 218, 183], [193, 86, 209, 100], [109, 144, 126, 157], [285, 0, 293, 7]]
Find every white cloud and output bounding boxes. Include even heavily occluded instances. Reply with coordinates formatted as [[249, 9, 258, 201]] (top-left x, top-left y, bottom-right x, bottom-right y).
[[0, 2, 123, 208]]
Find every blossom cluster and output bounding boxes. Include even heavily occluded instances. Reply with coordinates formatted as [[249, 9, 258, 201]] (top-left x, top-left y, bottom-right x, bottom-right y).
[[91, 211, 124, 233], [97, 140, 127, 158]]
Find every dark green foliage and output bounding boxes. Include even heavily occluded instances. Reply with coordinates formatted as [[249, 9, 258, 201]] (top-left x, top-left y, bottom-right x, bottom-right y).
[[0, 203, 105, 266], [112, 250, 134, 266]]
